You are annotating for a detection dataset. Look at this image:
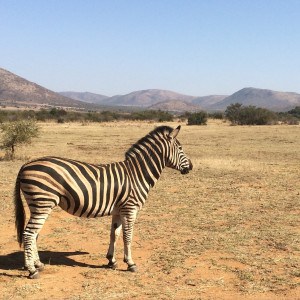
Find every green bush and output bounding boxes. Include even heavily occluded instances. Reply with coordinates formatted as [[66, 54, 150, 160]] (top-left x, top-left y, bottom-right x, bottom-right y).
[[208, 112, 224, 119], [277, 109, 300, 125], [288, 106, 300, 118], [225, 103, 243, 125], [130, 110, 173, 122], [57, 117, 65, 123], [187, 111, 208, 125], [0, 120, 39, 160], [225, 103, 277, 125], [0, 108, 175, 123]]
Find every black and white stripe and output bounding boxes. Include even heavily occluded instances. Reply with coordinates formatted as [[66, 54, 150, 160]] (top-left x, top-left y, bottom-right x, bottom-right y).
[[14, 125, 193, 278]]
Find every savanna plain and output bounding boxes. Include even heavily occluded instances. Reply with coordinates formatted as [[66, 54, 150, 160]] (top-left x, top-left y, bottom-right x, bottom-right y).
[[0, 120, 299, 300]]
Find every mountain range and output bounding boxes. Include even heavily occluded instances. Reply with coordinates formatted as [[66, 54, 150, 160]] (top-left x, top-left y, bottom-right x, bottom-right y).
[[60, 88, 300, 112], [0, 68, 87, 108], [1, 67, 300, 112]]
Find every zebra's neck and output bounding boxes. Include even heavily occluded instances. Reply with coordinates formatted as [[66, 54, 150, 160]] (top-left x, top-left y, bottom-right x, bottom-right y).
[[124, 139, 166, 189]]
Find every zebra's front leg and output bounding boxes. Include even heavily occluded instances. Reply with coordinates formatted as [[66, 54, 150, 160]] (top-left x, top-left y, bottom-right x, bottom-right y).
[[106, 214, 122, 269], [120, 208, 138, 272]]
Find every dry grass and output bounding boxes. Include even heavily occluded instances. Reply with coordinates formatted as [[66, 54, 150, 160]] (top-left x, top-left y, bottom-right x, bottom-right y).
[[0, 120, 299, 299]]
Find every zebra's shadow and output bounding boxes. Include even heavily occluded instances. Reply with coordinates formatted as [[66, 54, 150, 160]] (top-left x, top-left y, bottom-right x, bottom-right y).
[[0, 250, 107, 272]]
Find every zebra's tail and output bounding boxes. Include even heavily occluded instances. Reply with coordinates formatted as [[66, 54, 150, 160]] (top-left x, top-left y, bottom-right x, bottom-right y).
[[14, 167, 25, 247]]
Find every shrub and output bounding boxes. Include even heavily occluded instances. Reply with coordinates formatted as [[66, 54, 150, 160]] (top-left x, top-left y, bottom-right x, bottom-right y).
[[286, 118, 299, 125], [277, 113, 300, 125], [0, 120, 39, 160], [287, 106, 300, 119], [0, 108, 175, 123], [239, 106, 277, 125], [225, 104, 277, 125], [187, 111, 208, 125], [130, 110, 173, 122], [208, 112, 224, 119], [225, 103, 243, 125], [57, 117, 65, 123]]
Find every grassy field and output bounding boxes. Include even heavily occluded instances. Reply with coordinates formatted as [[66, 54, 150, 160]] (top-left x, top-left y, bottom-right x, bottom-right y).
[[0, 120, 299, 300]]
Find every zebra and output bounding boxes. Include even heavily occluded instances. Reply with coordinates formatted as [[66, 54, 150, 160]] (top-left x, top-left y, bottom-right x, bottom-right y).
[[14, 125, 193, 279]]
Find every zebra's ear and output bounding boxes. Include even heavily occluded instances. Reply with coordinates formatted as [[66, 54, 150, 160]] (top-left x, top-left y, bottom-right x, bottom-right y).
[[169, 125, 181, 139]]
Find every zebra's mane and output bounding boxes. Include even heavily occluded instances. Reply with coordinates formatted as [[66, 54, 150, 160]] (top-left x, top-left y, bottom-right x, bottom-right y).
[[125, 126, 173, 159]]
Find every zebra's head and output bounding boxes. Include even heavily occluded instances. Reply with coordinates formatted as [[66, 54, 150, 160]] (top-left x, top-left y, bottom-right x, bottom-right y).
[[165, 126, 193, 175]]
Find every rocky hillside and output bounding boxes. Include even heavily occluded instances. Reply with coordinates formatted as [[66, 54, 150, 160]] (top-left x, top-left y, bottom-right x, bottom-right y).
[[59, 91, 109, 104], [210, 88, 300, 112], [192, 95, 227, 108], [148, 99, 201, 112], [102, 89, 196, 107], [0, 68, 87, 108]]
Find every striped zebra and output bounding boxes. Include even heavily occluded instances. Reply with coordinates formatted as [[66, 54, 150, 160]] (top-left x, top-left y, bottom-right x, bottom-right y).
[[14, 125, 193, 279]]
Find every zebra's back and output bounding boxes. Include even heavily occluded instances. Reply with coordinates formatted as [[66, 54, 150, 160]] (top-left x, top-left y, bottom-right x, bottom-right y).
[[20, 157, 130, 218]]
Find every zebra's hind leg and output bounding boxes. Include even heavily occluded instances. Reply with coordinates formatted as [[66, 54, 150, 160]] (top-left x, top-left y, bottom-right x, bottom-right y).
[[23, 210, 52, 279], [33, 234, 45, 272], [106, 214, 122, 269], [120, 207, 138, 272], [23, 232, 40, 279]]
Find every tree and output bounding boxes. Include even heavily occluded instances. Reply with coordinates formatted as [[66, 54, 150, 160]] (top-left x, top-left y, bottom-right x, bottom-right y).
[[0, 120, 39, 160]]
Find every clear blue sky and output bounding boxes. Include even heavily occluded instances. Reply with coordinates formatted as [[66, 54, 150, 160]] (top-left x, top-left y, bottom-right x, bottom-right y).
[[1, 0, 300, 96]]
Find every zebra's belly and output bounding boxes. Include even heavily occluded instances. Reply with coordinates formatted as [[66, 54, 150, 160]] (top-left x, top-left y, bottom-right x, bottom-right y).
[[58, 193, 119, 218]]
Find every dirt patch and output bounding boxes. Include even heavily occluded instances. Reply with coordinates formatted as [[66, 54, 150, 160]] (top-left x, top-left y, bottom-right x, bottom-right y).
[[0, 122, 299, 299]]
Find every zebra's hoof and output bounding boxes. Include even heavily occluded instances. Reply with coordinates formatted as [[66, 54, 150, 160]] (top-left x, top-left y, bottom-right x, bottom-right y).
[[35, 263, 45, 272], [127, 264, 137, 272], [28, 271, 40, 279], [107, 261, 118, 270]]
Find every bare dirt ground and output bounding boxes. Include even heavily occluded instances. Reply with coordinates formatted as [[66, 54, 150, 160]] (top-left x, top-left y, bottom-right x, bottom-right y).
[[0, 121, 299, 299]]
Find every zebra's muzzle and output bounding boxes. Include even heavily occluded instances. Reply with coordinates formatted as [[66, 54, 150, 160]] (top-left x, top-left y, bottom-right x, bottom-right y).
[[181, 159, 193, 174], [181, 168, 190, 175]]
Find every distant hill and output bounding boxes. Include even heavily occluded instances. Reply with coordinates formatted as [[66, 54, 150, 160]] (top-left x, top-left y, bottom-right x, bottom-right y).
[[102, 89, 197, 107], [148, 99, 201, 112], [0, 68, 87, 108], [59, 91, 109, 104], [192, 95, 227, 109], [210, 88, 300, 112]]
